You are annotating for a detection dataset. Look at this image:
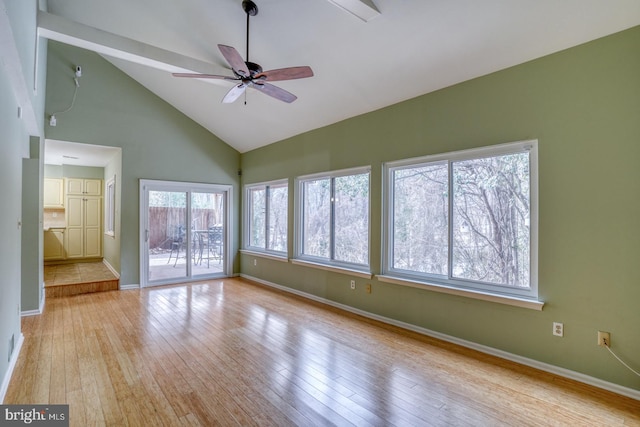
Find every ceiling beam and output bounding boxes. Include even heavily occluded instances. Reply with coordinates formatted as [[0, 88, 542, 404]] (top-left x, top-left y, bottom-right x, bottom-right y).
[[37, 11, 217, 75], [325, 0, 380, 22]]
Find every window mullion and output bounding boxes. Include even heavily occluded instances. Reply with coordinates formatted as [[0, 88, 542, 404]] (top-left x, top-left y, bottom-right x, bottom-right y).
[[264, 186, 271, 250], [447, 161, 454, 280], [330, 178, 336, 261]]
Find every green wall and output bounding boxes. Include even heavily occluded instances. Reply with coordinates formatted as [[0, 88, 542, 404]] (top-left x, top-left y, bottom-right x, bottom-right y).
[[1, 0, 47, 398], [240, 26, 640, 391], [21, 138, 43, 313], [103, 152, 122, 273], [44, 41, 241, 286], [0, 50, 28, 397]]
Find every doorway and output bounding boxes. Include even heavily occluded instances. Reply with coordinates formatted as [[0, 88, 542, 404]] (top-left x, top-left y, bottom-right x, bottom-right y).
[[43, 140, 123, 296], [140, 179, 232, 287]]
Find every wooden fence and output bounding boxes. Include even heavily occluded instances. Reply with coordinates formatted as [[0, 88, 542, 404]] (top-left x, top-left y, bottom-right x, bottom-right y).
[[148, 207, 221, 249]]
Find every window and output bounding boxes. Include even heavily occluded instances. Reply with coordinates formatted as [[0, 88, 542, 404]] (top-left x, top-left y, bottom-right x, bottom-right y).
[[105, 176, 116, 237], [384, 140, 537, 298], [244, 180, 288, 254], [296, 167, 370, 270]]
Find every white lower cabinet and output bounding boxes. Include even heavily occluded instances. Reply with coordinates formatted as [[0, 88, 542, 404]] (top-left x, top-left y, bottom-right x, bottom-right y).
[[44, 228, 65, 260]]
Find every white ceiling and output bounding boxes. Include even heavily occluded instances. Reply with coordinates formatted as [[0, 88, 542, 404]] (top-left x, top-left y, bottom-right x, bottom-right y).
[[43, 0, 640, 154], [45, 139, 121, 167]]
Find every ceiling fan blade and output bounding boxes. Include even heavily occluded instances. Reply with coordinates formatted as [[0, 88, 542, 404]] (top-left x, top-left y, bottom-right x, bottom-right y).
[[222, 83, 247, 103], [253, 83, 297, 103], [218, 44, 250, 77], [172, 73, 238, 81], [255, 66, 314, 82]]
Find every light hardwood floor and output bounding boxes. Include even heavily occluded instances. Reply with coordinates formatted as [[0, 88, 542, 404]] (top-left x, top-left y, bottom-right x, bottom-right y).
[[5, 278, 640, 426]]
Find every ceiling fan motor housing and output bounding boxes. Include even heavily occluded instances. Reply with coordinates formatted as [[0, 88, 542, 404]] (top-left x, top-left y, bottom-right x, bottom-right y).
[[245, 61, 263, 77]]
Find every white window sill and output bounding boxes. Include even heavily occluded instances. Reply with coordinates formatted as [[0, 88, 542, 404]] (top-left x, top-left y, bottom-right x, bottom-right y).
[[240, 249, 289, 263], [291, 259, 373, 279], [376, 275, 544, 311]]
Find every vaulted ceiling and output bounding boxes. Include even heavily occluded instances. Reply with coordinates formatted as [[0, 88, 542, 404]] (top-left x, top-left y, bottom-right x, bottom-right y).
[[43, 0, 640, 153]]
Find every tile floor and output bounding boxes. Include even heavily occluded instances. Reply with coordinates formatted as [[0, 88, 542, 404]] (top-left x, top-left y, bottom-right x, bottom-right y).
[[44, 261, 117, 286], [44, 261, 119, 297]]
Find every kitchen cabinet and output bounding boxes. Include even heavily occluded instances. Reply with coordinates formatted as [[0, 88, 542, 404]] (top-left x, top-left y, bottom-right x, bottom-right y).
[[44, 178, 64, 208], [66, 178, 102, 196], [44, 228, 65, 260], [66, 195, 102, 258]]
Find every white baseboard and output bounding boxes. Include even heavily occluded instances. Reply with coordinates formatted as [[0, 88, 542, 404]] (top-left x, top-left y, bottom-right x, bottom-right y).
[[0, 333, 24, 404], [102, 259, 120, 279], [119, 284, 139, 290], [21, 284, 45, 317], [20, 309, 41, 317], [240, 273, 640, 401]]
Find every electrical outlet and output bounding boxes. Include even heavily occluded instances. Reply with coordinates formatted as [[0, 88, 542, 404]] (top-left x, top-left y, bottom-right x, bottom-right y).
[[553, 322, 564, 337], [350, 280, 356, 290], [253, 259, 257, 266], [598, 331, 610, 347]]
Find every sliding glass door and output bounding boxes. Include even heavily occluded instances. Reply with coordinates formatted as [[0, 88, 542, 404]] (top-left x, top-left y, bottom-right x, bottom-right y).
[[140, 180, 232, 287]]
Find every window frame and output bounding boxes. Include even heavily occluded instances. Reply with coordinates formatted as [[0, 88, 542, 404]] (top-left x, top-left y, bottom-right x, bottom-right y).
[[294, 166, 371, 273], [104, 175, 116, 237], [382, 140, 538, 299], [243, 179, 289, 256]]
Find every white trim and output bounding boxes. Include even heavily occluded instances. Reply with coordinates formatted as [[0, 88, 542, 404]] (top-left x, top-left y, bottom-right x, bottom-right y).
[[40, 288, 45, 313], [104, 175, 116, 237], [385, 139, 537, 168], [377, 274, 544, 311], [295, 166, 372, 269], [37, 11, 217, 76], [290, 258, 373, 279], [296, 165, 371, 182], [0, 333, 24, 403], [325, 0, 380, 22], [21, 286, 46, 317], [240, 249, 288, 263], [139, 179, 233, 288], [243, 179, 289, 254], [240, 274, 640, 402], [119, 283, 140, 290], [21, 309, 42, 317], [102, 259, 120, 278], [382, 139, 538, 300]]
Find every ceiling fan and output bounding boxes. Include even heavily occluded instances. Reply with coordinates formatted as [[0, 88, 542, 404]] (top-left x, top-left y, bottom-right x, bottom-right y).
[[172, 0, 314, 104]]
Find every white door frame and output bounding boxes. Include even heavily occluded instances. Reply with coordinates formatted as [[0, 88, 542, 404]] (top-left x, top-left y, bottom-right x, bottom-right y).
[[139, 179, 233, 288]]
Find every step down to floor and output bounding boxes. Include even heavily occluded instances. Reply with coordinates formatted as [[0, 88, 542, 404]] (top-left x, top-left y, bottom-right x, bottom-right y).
[[44, 261, 120, 298], [45, 279, 120, 298]]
